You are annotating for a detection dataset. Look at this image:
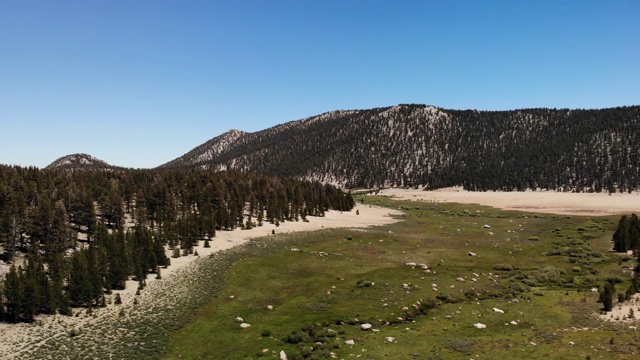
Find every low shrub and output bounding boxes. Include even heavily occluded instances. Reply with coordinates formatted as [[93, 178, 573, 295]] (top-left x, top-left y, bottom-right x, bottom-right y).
[[493, 264, 514, 271]]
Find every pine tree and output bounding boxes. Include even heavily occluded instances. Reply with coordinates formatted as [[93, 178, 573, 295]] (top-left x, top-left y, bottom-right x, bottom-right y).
[[601, 281, 615, 311], [0, 286, 5, 322], [3, 265, 21, 322], [68, 250, 93, 307]]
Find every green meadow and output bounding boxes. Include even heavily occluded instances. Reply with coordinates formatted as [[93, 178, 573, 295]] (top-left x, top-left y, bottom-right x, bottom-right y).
[[162, 197, 639, 360]]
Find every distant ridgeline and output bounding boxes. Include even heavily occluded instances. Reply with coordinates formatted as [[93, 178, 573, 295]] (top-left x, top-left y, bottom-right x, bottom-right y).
[[0, 166, 354, 323], [160, 105, 640, 192]]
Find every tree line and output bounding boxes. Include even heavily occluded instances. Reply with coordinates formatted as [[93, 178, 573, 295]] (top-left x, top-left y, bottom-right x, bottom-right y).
[[0, 166, 354, 322]]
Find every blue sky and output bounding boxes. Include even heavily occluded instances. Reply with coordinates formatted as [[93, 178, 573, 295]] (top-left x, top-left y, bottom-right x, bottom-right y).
[[1, 0, 638, 168]]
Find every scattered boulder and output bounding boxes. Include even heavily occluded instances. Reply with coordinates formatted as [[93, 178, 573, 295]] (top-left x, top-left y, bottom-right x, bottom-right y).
[[345, 340, 355, 345], [240, 323, 251, 329], [483, 224, 491, 228], [474, 323, 487, 329], [493, 308, 504, 314], [267, 305, 274, 310], [468, 252, 477, 257], [386, 336, 396, 343], [361, 323, 373, 331], [405, 262, 417, 267], [280, 350, 288, 360], [591, 287, 599, 292], [234, 317, 244, 323], [456, 277, 465, 282], [510, 320, 518, 325]]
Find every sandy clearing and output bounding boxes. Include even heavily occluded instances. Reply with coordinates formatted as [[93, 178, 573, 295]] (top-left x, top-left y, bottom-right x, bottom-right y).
[[599, 294, 640, 324], [377, 187, 640, 216], [0, 204, 402, 359]]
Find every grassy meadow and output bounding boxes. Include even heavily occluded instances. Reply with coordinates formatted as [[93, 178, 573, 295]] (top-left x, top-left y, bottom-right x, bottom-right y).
[[162, 197, 640, 360]]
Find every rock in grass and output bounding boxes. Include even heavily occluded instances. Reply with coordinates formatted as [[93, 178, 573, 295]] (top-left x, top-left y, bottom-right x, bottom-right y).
[[240, 323, 251, 329], [493, 308, 504, 314], [361, 323, 372, 330], [280, 350, 288, 360], [235, 317, 244, 323], [468, 252, 477, 256], [345, 339, 355, 345], [386, 336, 396, 343], [474, 323, 487, 329]]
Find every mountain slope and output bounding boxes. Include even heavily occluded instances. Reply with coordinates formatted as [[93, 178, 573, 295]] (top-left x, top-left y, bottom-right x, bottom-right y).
[[46, 153, 115, 170], [160, 104, 640, 192], [161, 129, 247, 169]]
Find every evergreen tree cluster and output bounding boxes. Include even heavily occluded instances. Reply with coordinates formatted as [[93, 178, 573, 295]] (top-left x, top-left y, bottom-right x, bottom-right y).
[[612, 214, 640, 253], [161, 104, 640, 192], [606, 214, 640, 313], [0, 166, 354, 322]]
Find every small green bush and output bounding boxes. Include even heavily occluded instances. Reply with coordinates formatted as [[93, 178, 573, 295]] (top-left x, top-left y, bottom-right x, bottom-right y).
[[493, 264, 514, 271], [444, 338, 476, 354], [286, 330, 306, 344]]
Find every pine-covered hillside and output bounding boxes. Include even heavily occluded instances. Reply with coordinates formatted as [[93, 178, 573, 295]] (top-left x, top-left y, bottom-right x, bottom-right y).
[[160, 105, 640, 192]]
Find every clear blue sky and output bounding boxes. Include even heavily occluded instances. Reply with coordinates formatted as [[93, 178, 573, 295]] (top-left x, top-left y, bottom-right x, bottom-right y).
[[1, 0, 638, 168]]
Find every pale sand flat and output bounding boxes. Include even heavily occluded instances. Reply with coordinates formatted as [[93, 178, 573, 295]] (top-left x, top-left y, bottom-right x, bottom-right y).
[[378, 187, 639, 216]]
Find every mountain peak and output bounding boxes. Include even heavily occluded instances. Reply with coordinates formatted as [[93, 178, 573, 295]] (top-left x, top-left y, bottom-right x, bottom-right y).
[[46, 153, 113, 170]]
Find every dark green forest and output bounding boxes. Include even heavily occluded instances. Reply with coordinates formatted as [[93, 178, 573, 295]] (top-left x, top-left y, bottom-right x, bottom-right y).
[[0, 166, 354, 322], [162, 105, 640, 192]]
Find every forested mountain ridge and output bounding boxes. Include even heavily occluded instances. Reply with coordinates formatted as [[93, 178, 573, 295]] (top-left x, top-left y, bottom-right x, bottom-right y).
[[46, 153, 116, 170], [160, 104, 640, 192]]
